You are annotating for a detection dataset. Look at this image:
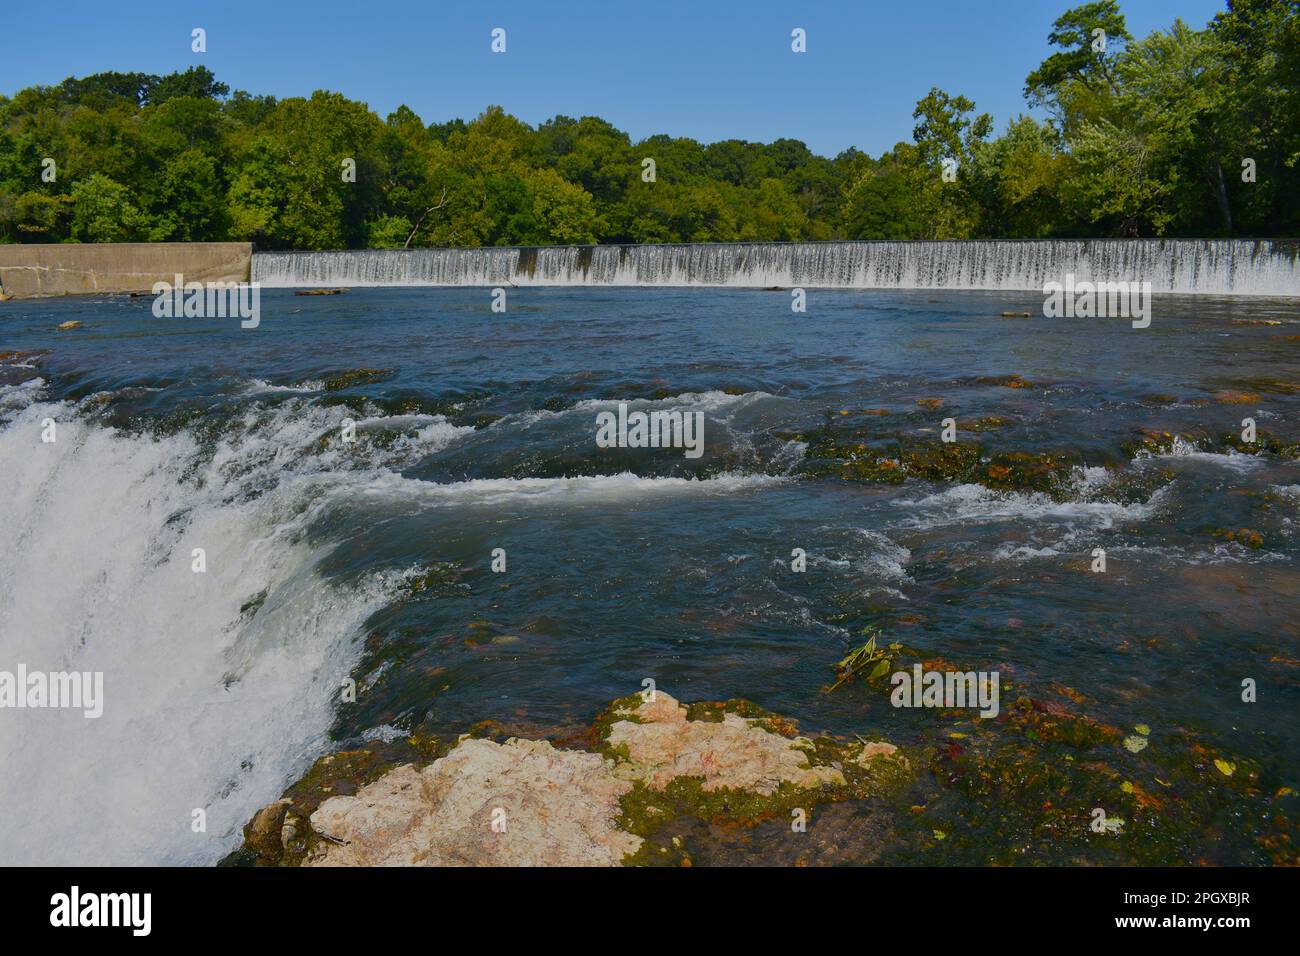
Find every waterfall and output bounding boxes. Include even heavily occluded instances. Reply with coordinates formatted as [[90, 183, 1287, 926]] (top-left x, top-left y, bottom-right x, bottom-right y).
[[252, 240, 1300, 296]]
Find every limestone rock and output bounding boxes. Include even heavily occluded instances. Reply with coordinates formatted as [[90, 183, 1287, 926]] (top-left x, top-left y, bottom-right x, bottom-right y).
[[605, 692, 846, 794], [856, 741, 906, 768], [306, 738, 640, 866]]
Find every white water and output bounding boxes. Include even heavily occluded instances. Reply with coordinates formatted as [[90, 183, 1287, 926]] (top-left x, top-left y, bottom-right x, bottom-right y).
[[253, 239, 1300, 295], [0, 385, 471, 865], [893, 480, 1170, 533], [355, 469, 786, 508]]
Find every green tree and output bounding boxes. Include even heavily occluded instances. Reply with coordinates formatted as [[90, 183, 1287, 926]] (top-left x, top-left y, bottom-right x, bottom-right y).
[[70, 174, 146, 241], [1025, 0, 1133, 135], [908, 88, 991, 237]]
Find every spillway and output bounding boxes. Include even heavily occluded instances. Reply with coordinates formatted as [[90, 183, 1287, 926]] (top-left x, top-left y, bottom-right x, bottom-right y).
[[253, 239, 1300, 295]]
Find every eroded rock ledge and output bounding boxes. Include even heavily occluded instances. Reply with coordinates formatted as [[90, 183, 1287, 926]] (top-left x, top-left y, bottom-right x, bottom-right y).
[[235, 690, 911, 867]]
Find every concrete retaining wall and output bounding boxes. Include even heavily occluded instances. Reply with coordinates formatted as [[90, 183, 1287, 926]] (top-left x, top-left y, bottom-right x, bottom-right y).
[[0, 242, 252, 298]]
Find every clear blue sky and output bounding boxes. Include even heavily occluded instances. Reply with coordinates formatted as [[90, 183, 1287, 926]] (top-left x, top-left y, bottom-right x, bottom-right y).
[[3, 0, 1228, 157]]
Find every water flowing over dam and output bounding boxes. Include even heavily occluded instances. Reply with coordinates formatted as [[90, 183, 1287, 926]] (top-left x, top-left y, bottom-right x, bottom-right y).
[[252, 239, 1300, 295]]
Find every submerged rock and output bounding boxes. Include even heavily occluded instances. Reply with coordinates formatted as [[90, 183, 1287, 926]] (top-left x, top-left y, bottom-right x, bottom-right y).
[[800, 428, 1081, 494], [322, 367, 393, 391]]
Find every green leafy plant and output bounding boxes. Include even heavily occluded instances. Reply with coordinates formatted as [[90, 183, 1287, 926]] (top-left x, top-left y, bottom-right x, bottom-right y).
[[827, 626, 896, 693]]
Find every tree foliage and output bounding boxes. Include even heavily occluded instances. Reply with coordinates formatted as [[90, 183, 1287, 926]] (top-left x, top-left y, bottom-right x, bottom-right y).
[[1, 3, 1295, 247]]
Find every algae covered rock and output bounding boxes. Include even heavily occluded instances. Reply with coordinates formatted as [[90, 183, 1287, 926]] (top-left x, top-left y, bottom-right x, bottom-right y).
[[235, 688, 911, 867], [322, 367, 393, 391]]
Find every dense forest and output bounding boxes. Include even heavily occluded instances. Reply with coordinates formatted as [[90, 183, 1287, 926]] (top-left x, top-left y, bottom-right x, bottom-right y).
[[0, 1, 1296, 249]]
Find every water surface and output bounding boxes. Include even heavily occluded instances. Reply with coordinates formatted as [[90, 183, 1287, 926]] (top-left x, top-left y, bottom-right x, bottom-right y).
[[1, 287, 1297, 865]]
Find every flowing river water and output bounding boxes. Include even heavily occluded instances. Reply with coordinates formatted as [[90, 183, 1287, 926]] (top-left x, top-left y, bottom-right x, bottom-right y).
[[0, 285, 1297, 865]]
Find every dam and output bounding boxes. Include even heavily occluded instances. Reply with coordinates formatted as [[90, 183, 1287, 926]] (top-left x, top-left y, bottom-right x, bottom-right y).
[[2, 240, 1296, 298], [251, 239, 1300, 296]]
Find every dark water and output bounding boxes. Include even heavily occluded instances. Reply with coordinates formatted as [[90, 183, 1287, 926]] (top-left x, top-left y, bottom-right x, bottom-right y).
[[1, 287, 1297, 865]]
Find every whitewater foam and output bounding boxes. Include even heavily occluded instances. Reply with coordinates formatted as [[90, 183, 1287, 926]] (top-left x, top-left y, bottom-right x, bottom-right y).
[[357, 470, 785, 508], [1136, 436, 1265, 472], [893, 481, 1168, 533], [0, 390, 463, 865]]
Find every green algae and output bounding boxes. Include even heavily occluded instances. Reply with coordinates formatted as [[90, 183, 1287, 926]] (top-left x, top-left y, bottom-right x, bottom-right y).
[[1222, 428, 1300, 459], [322, 368, 394, 392], [613, 726, 914, 866], [960, 416, 1013, 432], [980, 450, 1079, 494], [402, 562, 470, 598], [799, 420, 1089, 495], [901, 441, 983, 483], [887, 685, 1293, 866]]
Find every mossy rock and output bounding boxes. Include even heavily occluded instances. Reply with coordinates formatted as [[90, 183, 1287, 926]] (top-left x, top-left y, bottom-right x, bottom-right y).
[[960, 416, 1013, 433], [1222, 429, 1300, 459], [322, 368, 394, 392], [899, 440, 983, 483], [980, 450, 1080, 494]]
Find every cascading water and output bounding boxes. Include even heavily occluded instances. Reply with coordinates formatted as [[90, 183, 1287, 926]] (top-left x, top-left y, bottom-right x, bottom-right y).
[[253, 239, 1300, 295], [0, 383, 470, 865]]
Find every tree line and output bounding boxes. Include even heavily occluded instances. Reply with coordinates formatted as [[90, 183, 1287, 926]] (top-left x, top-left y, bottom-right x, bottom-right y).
[[0, 1, 1295, 249]]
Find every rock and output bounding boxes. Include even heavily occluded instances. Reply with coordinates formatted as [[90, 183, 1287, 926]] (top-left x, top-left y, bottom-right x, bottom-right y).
[[901, 440, 982, 483], [960, 416, 1011, 432], [604, 692, 845, 794], [977, 373, 1037, 389], [847, 738, 909, 770], [294, 288, 349, 296], [55, 320, 81, 331], [857, 741, 900, 765], [1211, 527, 1265, 549], [234, 688, 911, 867], [980, 450, 1079, 494], [322, 368, 393, 391], [243, 799, 292, 865], [281, 812, 302, 852], [306, 738, 640, 866], [1213, 390, 1261, 404]]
